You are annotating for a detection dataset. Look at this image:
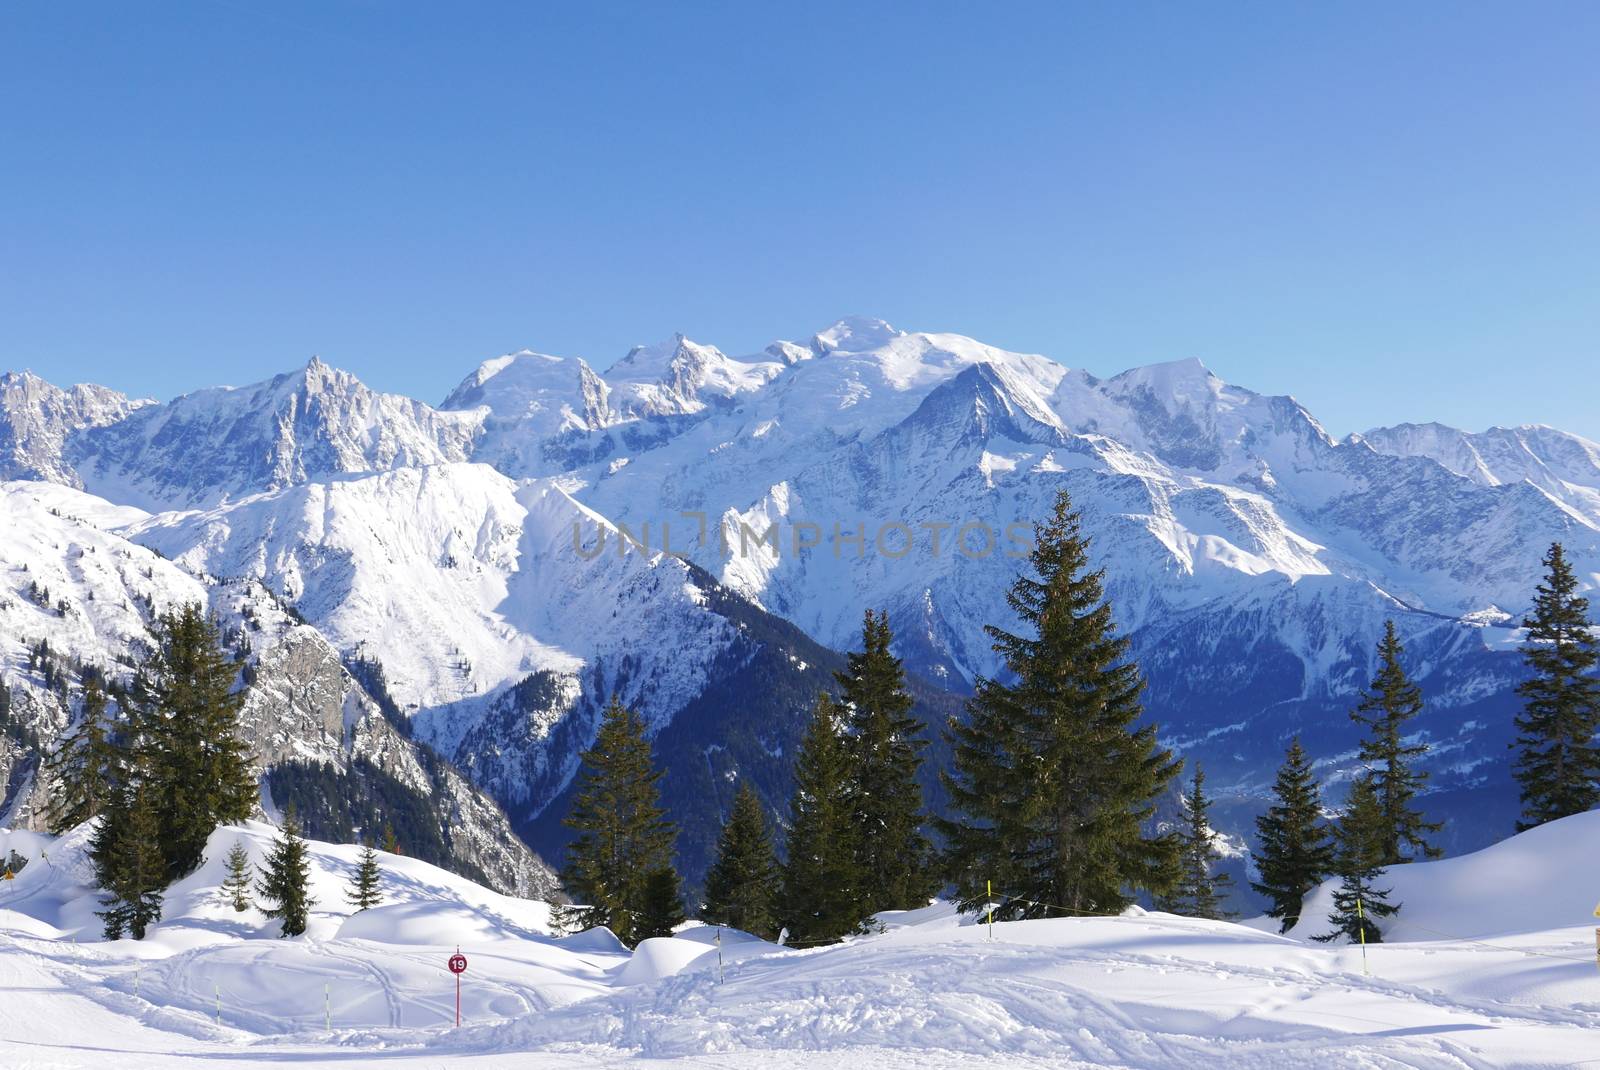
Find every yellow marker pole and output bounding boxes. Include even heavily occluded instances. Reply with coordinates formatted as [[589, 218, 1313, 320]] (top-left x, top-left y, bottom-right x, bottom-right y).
[[1592, 901, 1600, 971], [1357, 895, 1369, 976], [986, 880, 994, 942]]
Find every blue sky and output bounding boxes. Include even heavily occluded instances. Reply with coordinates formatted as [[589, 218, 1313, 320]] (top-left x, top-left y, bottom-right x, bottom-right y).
[[3, 2, 1598, 439]]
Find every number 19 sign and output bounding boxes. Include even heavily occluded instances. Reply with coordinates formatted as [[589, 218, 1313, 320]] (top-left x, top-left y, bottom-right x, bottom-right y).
[[448, 948, 468, 1026]]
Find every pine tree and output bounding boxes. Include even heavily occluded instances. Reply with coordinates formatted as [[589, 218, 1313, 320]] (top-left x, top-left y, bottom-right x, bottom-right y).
[[1157, 765, 1234, 919], [258, 809, 315, 937], [702, 783, 780, 938], [380, 824, 399, 855], [1316, 776, 1398, 944], [780, 693, 871, 945], [91, 781, 166, 940], [345, 844, 382, 911], [46, 674, 118, 833], [1250, 738, 1335, 932], [833, 610, 935, 913], [135, 606, 258, 878], [561, 698, 677, 947], [1350, 621, 1440, 864], [635, 866, 687, 941], [940, 489, 1182, 918], [219, 840, 254, 912], [1513, 542, 1600, 829]]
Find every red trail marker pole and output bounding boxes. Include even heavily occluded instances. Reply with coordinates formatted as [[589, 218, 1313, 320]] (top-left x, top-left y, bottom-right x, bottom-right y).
[[448, 947, 468, 1026]]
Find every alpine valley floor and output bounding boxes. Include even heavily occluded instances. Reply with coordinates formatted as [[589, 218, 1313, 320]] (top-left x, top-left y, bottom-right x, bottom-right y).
[[4, 815, 1600, 1070]]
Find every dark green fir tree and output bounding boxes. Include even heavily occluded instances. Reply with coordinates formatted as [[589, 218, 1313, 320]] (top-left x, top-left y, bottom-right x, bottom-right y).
[[1316, 776, 1398, 944], [1157, 765, 1234, 919], [940, 489, 1182, 918], [836, 610, 936, 914], [258, 808, 315, 937], [1250, 738, 1335, 932], [345, 843, 382, 911], [219, 840, 254, 912], [1351, 620, 1440, 864], [1513, 542, 1600, 829], [46, 673, 118, 833], [702, 783, 780, 938], [780, 693, 870, 945], [136, 605, 258, 878], [91, 781, 166, 940], [634, 866, 687, 941], [560, 698, 677, 947]]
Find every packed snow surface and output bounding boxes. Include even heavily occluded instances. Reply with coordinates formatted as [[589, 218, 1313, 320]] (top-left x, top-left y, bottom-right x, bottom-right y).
[[5, 813, 1600, 1068]]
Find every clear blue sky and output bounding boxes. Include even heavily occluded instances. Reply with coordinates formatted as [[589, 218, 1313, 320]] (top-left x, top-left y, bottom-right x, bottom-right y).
[[3, 2, 1598, 439]]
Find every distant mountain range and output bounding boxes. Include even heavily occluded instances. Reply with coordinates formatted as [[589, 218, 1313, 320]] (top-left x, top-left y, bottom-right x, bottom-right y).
[[4, 317, 1597, 893]]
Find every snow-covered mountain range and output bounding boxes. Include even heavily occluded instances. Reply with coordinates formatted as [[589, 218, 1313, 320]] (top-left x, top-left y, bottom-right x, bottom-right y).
[[3, 320, 1597, 887]]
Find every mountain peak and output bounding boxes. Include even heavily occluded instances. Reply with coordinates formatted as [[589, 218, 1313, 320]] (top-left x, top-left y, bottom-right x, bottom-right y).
[[810, 316, 903, 355], [1105, 356, 1217, 392]]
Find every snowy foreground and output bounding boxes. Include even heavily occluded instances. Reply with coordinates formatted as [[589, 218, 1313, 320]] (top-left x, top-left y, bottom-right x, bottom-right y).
[[4, 819, 1600, 1069]]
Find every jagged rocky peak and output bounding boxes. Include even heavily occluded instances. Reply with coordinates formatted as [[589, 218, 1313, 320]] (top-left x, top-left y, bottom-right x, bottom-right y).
[[0, 370, 145, 485], [68, 358, 484, 509], [607, 333, 784, 416], [762, 340, 814, 366], [897, 361, 1068, 447]]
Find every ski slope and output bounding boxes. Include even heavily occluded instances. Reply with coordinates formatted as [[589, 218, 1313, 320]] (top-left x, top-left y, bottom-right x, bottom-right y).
[[4, 815, 1600, 1068]]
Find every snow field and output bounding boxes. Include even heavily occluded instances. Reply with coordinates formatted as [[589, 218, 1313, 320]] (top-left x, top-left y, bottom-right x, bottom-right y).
[[5, 813, 1600, 1067]]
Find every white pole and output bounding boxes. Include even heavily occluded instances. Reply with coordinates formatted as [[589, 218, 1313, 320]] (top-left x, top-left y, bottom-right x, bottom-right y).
[[325, 982, 330, 1031]]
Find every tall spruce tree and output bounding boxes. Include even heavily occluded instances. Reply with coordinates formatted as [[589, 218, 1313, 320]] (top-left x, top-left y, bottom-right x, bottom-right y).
[[1316, 776, 1398, 944], [258, 809, 314, 937], [219, 841, 254, 912], [1350, 621, 1440, 864], [702, 783, 780, 938], [836, 610, 935, 913], [781, 693, 871, 945], [940, 489, 1182, 918], [91, 781, 166, 940], [1513, 542, 1600, 829], [561, 698, 677, 947], [345, 844, 382, 911], [46, 674, 117, 833], [1156, 765, 1234, 919], [635, 867, 687, 941], [1250, 738, 1334, 932], [137, 606, 258, 878]]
